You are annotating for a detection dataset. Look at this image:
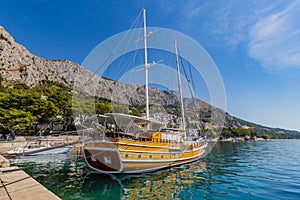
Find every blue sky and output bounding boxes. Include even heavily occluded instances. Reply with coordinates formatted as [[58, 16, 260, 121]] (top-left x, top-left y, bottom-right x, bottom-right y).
[[1, 0, 300, 131]]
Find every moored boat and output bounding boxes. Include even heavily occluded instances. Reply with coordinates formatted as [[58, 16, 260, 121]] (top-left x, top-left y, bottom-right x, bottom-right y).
[[7, 138, 73, 156], [80, 8, 209, 174], [83, 114, 207, 173]]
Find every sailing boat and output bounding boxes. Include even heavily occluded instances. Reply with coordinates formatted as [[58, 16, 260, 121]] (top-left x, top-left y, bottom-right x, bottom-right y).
[[82, 8, 208, 173]]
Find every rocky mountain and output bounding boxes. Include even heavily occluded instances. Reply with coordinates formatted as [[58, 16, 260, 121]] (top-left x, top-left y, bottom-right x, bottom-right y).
[[0, 26, 100, 91], [0, 25, 240, 130], [0, 25, 211, 108], [1, 25, 299, 137], [0, 26, 197, 106]]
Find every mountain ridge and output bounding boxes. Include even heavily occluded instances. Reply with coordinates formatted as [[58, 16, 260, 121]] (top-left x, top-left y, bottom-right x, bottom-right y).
[[1, 25, 299, 138]]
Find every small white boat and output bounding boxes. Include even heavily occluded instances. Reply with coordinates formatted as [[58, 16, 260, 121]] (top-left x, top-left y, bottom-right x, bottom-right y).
[[7, 145, 48, 156], [7, 145, 73, 156], [29, 145, 73, 156], [7, 136, 73, 156]]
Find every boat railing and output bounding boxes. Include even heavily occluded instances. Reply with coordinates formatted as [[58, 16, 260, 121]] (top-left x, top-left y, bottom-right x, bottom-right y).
[[78, 122, 107, 143]]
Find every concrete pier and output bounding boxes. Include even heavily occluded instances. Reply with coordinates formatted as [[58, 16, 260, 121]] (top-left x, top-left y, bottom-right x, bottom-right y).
[[0, 167, 61, 200], [0, 155, 61, 199], [0, 155, 10, 168]]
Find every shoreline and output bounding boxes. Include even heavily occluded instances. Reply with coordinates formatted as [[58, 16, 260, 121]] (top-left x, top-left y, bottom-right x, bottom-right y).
[[218, 137, 265, 142], [218, 137, 300, 142]]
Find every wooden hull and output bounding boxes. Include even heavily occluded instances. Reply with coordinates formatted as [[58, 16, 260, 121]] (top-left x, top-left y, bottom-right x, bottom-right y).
[[83, 138, 207, 174]]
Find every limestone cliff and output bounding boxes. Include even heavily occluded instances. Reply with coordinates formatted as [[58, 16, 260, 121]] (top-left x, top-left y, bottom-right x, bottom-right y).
[[0, 25, 240, 129]]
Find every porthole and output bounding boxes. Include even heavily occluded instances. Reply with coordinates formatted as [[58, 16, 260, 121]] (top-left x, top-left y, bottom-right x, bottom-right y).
[[138, 155, 141, 159], [149, 155, 152, 159], [125, 154, 128, 158]]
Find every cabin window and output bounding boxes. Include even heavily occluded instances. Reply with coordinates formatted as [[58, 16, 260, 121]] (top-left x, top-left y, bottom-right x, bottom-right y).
[[138, 154, 141, 158], [125, 154, 128, 158], [161, 155, 163, 159], [149, 155, 152, 159]]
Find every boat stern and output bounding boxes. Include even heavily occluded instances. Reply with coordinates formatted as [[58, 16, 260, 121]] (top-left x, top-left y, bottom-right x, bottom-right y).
[[83, 141, 123, 173]]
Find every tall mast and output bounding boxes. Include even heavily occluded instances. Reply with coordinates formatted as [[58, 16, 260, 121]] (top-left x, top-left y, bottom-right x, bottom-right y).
[[174, 39, 186, 139], [143, 8, 149, 120]]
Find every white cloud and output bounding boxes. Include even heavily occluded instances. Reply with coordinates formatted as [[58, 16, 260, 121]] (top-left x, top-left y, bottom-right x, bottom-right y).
[[156, 0, 177, 14], [181, 0, 201, 18], [155, 0, 300, 70], [248, 1, 300, 70], [186, 6, 202, 19], [211, 1, 286, 47]]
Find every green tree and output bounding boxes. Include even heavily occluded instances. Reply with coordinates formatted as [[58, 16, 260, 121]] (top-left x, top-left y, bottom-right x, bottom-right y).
[[0, 74, 4, 92], [0, 81, 75, 133], [221, 128, 232, 139], [34, 81, 73, 128], [0, 108, 36, 130], [95, 102, 112, 115], [232, 128, 250, 137]]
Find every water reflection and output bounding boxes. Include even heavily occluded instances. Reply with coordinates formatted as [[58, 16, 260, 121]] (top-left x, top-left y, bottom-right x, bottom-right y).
[[79, 160, 210, 200], [81, 173, 122, 200], [9, 141, 300, 199], [9, 153, 70, 165], [9, 146, 215, 199]]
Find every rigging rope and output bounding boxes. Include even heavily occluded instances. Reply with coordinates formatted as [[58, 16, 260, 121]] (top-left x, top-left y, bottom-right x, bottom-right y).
[[177, 46, 202, 131], [34, 10, 146, 136], [177, 47, 195, 99]]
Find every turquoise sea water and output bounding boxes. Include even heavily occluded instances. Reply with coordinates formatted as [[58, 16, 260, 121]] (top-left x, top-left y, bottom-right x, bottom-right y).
[[10, 140, 300, 199]]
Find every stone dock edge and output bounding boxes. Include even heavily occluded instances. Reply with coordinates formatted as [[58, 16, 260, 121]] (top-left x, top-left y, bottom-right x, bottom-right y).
[[0, 155, 61, 200]]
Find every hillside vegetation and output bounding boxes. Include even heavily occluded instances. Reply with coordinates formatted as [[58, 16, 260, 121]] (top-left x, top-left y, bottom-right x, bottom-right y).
[[0, 78, 111, 135]]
